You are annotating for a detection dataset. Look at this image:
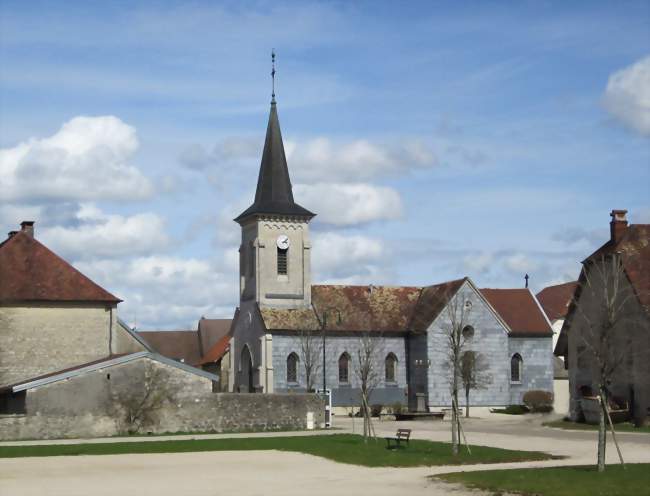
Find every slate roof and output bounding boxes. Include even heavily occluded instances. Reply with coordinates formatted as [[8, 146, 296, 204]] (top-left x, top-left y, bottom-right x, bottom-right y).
[[235, 102, 314, 223], [136, 330, 202, 364], [480, 288, 553, 337], [410, 279, 466, 332], [0, 229, 121, 303], [536, 281, 579, 321]]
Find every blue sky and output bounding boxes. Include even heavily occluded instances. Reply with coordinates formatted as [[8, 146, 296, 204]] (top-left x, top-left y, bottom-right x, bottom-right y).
[[1, 1, 648, 329]]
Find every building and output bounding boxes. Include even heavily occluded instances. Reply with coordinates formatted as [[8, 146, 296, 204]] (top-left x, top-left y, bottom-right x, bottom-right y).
[[555, 210, 650, 423], [0, 222, 145, 386], [229, 96, 554, 411]]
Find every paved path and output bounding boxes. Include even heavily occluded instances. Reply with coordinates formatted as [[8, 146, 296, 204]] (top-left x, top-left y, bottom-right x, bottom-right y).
[[1, 414, 648, 496]]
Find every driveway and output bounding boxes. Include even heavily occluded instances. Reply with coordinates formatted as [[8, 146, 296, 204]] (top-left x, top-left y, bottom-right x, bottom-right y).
[[1, 414, 648, 496]]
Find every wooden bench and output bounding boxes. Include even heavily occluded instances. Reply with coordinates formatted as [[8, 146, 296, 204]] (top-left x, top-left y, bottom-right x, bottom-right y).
[[385, 428, 411, 449]]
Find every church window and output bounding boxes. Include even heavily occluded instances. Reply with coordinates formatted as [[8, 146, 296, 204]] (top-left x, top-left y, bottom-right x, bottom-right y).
[[338, 353, 350, 384], [277, 247, 288, 275], [511, 353, 523, 383], [462, 325, 475, 340], [287, 353, 299, 384], [385, 353, 397, 382]]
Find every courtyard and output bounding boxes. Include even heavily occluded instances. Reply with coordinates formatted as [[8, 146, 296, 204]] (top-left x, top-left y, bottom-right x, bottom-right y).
[[1, 414, 648, 496]]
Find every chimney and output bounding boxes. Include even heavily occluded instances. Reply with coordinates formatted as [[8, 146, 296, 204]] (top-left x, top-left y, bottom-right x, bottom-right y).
[[609, 210, 628, 244], [20, 221, 35, 238]]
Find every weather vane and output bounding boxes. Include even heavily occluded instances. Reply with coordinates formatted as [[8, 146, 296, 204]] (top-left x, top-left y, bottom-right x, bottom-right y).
[[271, 49, 276, 103]]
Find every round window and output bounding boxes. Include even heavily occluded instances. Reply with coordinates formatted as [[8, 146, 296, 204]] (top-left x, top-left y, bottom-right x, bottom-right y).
[[462, 325, 475, 340]]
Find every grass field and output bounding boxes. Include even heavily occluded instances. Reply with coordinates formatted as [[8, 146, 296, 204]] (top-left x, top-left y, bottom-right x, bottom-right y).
[[0, 434, 556, 467], [543, 419, 650, 433], [436, 463, 650, 496]]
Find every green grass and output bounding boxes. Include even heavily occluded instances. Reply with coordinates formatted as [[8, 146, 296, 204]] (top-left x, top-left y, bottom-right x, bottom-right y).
[[491, 405, 530, 415], [436, 463, 650, 496], [0, 434, 556, 467], [543, 419, 650, 433]]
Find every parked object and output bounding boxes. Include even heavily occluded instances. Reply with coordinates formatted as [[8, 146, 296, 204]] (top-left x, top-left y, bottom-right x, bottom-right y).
[[385, 428, 411, 449]]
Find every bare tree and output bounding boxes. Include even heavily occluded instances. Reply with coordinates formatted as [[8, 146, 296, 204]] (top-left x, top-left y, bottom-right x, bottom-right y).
[[354, 332, 383, 443], [574, 253, 642, 472], [460, 351, 491, 418], [298, 328, 322, 392], [441, 289, 473, 456], [110, 363, 179, 435]]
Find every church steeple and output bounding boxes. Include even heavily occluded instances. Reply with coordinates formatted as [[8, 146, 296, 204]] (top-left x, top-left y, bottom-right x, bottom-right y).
[[234, 55, 314, 224]]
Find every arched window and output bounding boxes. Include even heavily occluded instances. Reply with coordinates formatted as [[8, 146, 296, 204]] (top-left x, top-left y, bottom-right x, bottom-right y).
[[287, 353, 299, 384], [462, 325, 475, 340], [511, 353, 523, 383], [338, 353, 350, 384], [385, 353, 397, 382]]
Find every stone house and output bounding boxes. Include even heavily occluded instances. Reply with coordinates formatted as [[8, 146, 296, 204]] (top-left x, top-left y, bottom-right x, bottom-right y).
[[229, 97, 554, 411], [555, 210, 650, 423], [0, 221, 145, 386]]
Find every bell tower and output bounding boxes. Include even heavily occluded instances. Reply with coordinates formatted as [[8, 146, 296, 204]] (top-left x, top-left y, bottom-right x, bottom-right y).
[[234, 57, 315, 309]]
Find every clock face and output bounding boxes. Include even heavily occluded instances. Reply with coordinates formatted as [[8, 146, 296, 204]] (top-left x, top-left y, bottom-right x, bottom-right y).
[[276, 234, 290, 250]]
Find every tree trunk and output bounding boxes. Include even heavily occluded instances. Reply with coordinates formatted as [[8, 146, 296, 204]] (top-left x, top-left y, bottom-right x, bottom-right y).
[[465, 387, 470, 418], [451, 389, 459, 456], [598, 392, 607, 472]]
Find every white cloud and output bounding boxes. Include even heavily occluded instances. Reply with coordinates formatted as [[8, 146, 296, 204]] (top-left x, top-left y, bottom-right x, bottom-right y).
[[503, 253, 539, 274], [463, 252, 494, 274], [0, 116, 153, 202], [286, 138, 436, 182], [41, 204, 169, 259], [603, 56, 650, 137], [294, 183, 403, 226]]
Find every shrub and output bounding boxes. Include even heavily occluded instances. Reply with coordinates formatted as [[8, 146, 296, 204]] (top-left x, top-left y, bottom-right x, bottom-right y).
[[391, 402, 404, 415], [523, 390, 554, 413], [370, 404, 383, 417]]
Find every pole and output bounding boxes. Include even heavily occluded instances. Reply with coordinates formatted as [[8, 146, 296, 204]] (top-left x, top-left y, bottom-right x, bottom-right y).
[[322, 313, 327, 394]]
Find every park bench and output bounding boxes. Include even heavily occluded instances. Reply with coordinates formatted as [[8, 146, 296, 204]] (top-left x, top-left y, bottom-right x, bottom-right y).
[[385, 428, 411, 449]]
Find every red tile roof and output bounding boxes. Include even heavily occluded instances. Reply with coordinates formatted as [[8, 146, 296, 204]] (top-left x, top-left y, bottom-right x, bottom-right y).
[[410, 278, 466, 332], [195, 333, 231, 366], [0, 230, 121, 303], [480, 288, 553, 336], [137, 330, 201, 364], [536, 281, 579, 321], [197, 318, 232, 356]]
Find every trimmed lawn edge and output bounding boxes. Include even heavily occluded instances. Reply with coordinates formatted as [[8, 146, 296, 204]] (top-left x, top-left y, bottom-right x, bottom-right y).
[[543, 419, 650, 434], [0, 434, 558, 467]]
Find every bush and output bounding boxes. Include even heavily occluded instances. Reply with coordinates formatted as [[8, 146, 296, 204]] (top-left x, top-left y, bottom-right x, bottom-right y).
[[391, 402, 404, 415], [523, 390, 554, 413], [370, 404, 383, 417]]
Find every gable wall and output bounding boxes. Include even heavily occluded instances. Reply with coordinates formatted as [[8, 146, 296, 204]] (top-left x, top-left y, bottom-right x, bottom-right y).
[[0, 303, 119, 385], [508, 337, 553, 404], [426, 281, 511, 407]]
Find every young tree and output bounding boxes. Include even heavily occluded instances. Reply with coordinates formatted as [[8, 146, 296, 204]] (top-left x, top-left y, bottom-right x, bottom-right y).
[[441, 288, 473, 456], [354, 332, 383, 443], [298, 328, 322, 392], [110, 362, 179, 435], [574, 253, 642, 472], [460, 350, 491, 418]]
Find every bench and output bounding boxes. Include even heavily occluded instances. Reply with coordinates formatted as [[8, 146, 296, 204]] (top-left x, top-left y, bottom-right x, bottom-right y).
[[385, 428, 411, 449]]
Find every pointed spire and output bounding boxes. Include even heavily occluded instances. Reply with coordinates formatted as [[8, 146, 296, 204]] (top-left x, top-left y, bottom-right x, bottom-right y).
[[234, 64, 315, 224]]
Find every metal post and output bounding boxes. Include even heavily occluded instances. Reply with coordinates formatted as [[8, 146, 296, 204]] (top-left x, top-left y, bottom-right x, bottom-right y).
[[322, 313, 327, 394]]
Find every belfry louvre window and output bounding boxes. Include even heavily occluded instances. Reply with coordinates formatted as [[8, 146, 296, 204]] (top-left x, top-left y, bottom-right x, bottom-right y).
[[277, 247, 288, 275]]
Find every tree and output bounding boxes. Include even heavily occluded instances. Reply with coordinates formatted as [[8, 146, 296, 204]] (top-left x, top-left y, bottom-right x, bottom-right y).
[[109, 362, 179, 435], [441, 288, 473, 456], [574, 253, 642, 472], [298, 328, 322, 392], [354, 332, 383, 443], [460, 350, 491, 418]]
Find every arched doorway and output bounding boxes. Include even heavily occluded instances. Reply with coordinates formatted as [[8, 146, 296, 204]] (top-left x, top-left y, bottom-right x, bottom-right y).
[[240, 345, 254, 393]]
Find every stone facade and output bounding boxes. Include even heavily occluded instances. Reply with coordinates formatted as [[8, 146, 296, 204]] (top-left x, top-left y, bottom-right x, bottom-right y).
[[0, 303, 143, 385], [508, 336, 554, 404], [0, 354, 324, 440]]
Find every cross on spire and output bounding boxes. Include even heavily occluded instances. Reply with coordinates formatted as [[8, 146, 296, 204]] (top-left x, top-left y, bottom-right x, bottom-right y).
[[271, 49, 276, 104]]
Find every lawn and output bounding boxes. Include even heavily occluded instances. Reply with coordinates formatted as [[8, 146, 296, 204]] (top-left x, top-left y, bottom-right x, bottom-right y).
[[0, 434, 556, 467], [436, 463, 650, 496], [543, 419, 650, 433]]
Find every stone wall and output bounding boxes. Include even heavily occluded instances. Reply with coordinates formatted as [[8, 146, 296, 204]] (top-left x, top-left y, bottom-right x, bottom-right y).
[[271, 333, 408, 407], [0, 356, 324, 441]]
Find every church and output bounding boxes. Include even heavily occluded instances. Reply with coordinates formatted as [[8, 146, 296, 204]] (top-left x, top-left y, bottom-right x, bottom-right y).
[[229, 94, 554, 412]]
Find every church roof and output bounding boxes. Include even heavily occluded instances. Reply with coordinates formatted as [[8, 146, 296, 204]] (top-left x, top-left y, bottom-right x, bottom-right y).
[[136, 330, 202, 365], [536, 281, 578, 321], [234, 102, 314, 223], [410, 278, 467, 332], [0, 225, 121, 304], [480, 288, 553, 337]]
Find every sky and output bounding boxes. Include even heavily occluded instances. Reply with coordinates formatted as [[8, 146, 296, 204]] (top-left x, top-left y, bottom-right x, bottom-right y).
[[1, 1, 648, 329]]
